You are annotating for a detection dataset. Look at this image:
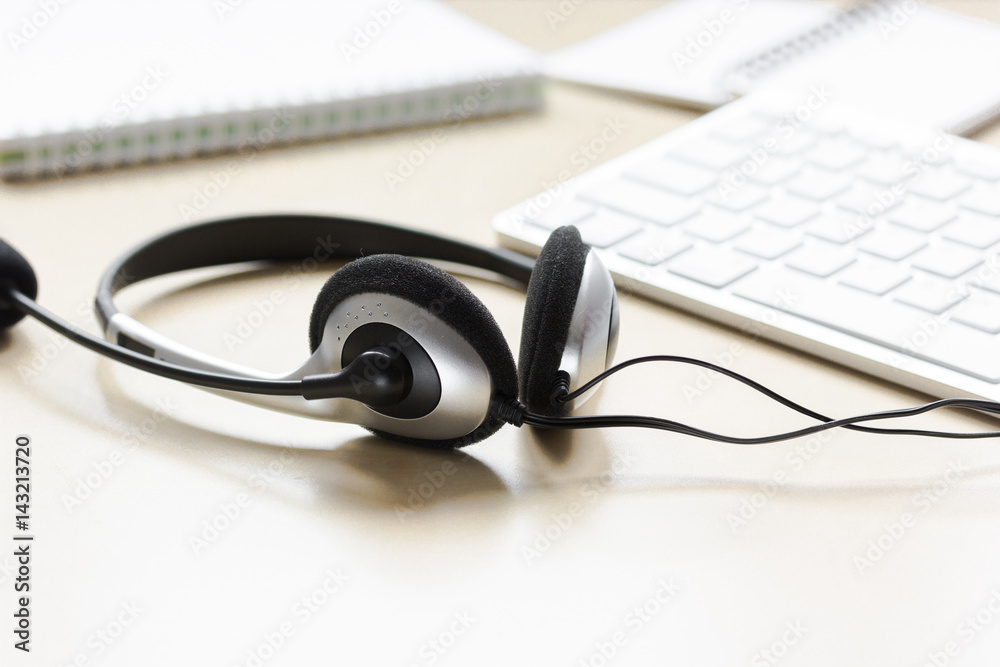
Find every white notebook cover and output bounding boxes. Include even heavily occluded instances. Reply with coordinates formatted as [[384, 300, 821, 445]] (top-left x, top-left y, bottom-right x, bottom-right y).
[[727, 2, 1000, 135], [546, 0, 1000, 135], [0, 0, 542, 178], [545, 0, 836, 109]]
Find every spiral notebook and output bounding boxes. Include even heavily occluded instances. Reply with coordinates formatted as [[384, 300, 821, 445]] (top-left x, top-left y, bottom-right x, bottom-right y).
[[0, 0, 542, 181], [546, 0, 1000, 135]]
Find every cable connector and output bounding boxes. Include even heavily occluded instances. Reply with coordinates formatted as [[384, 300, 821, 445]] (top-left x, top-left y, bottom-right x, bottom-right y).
[[550, 371, 571, 406], [301, 349, 411, 406], [490, 394, 527, 427]]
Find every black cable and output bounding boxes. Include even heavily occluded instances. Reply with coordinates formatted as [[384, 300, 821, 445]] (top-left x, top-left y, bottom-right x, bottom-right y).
[[553, 354, 1000, 439], [4, 286, 360, 399], [519, 398, 1000, 444], [6, 286, 307, 395]]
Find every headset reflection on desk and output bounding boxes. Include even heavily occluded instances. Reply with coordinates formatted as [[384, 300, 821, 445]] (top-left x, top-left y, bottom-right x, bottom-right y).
[[3, 214, 1000, 448]]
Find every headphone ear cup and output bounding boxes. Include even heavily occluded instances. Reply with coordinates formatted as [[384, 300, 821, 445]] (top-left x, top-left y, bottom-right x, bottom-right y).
[[308, 254, 517, 447], [0, 238, 39, 330], [518, 225, 592, 417]]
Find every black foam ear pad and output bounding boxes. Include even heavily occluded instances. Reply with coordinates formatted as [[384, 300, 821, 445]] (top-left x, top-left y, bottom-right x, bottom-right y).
[[0, 239, 39, 330], [309, 254, 517, 448], [518, 225, 591, 417]]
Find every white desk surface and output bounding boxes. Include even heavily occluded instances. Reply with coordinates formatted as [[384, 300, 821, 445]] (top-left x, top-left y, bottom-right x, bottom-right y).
[[3, 2, 1000, 665]]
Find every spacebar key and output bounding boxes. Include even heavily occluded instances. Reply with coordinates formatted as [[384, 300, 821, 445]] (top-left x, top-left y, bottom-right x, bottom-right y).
[[732, 267, 1000, 382]]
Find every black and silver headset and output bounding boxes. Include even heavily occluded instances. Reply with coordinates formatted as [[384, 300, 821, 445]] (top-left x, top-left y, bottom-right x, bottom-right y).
[[4, 214, 1000, 448]]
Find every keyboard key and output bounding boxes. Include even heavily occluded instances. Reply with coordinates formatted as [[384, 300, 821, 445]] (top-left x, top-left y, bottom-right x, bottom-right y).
[[579, 179, 700, 226], [893, 273, 966, 314], [836, 183, 901, 215], [808, 116, 845, 137], [528, 199, 594, 230], [952, 289, 1000, 333], [911, 242, 983, 278], [667, 246, 758, 288], [887, 195, 957, 232], [625, 157, 717, 196], [684, 208, 751, 243], [856, 224, 927, 260], [615, 228, 692, 265], [837, 257, 911, 295], [804, 210, 871, 244], [573, 210, 643, 248], [773, 129, 819, 156], [734, 224, 802, 260], [969, 253, 1000, 294], [906, 167, 972, 200], [855, 153, 912, 186], [704, 183, 769, 212], [784, 240, 855, 277], [668, 137, 747, 170], [786, 167, 853, 200], [500, 93, 1000, 399], [959, 184, 1000, 216], [754, 195, 820, 228], [943, 212, 1000, 249], [733, 266, 1000, 382], [805, 138, 867, 171], [747, 155, 803, 185]]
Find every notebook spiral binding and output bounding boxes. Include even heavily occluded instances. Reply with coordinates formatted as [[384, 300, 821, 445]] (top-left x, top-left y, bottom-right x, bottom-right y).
[[725, 0, 897, 91], [0, 75, 542, 182]]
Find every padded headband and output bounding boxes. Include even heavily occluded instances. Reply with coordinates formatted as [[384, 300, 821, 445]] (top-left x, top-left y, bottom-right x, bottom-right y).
[[96, 214, 536, 328]]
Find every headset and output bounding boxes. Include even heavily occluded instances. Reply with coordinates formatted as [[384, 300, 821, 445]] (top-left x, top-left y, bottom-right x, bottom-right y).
[[3, 213, 1000, 449]]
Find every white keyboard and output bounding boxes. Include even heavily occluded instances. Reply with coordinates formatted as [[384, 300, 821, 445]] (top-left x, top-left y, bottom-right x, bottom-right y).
[[493, 91, 1000, 404]]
